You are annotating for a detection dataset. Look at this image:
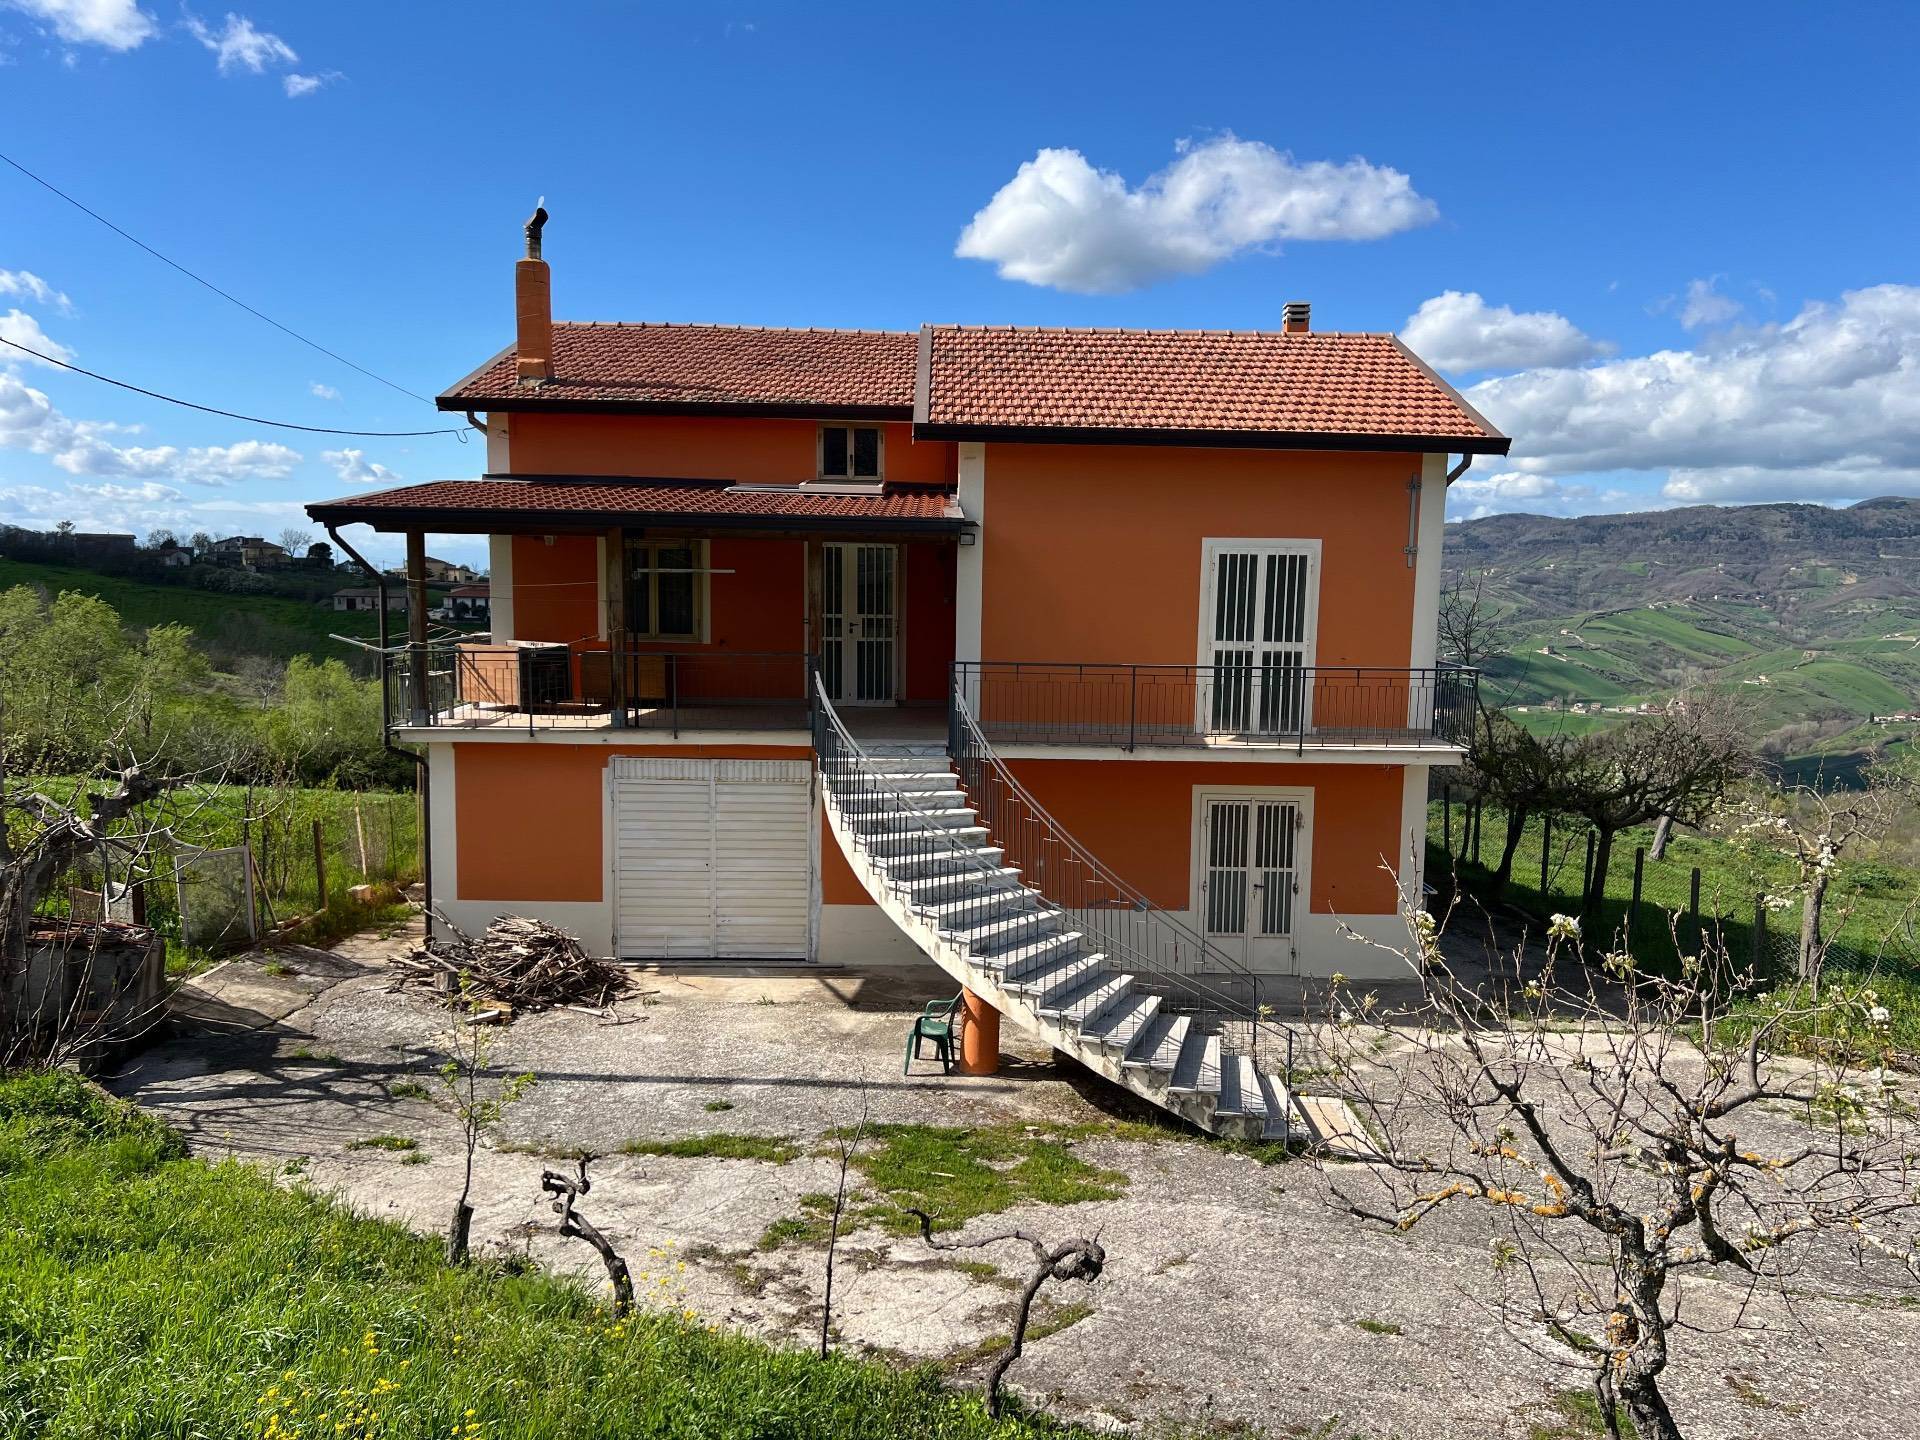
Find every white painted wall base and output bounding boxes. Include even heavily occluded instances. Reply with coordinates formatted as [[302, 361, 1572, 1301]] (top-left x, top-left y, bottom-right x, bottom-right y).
[[440, 896, 614, 958], [1154, 907, 1413, 979], [819, 903, 939, 968]]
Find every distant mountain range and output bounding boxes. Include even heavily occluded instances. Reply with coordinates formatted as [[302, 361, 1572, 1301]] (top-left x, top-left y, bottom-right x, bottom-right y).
[[1442, 496, 1920, 771]]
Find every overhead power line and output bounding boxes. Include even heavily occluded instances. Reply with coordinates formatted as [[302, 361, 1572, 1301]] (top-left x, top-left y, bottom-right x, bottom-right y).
[[0, 148, 433, 405], [0, 336, 465, 438]]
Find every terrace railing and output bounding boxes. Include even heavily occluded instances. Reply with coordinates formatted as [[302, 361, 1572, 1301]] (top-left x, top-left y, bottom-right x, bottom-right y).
[[382, 641, 815, 737], [952, 661, 1477, 752]]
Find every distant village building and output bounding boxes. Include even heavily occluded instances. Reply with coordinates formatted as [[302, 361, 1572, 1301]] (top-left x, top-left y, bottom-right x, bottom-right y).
[[445, 583, 490, 620], [389, 556, 480, 585], [332, 587, 407, 613], [64, 531, 137, 555], [210, 536, 290, 570], [154, 538, 193, 568]]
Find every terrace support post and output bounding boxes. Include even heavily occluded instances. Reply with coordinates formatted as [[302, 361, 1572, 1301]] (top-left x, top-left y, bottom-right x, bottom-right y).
[[406, 531, 430, 725], [959, 988, 1001, 1076], [603, 526, 627, 728]]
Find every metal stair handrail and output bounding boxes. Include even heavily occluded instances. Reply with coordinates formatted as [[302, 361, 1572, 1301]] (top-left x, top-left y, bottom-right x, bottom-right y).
[[948, 691, 1266, 997]]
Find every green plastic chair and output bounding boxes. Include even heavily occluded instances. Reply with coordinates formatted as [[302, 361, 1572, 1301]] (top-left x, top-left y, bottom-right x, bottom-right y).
[[904, 994, 963, 1075]]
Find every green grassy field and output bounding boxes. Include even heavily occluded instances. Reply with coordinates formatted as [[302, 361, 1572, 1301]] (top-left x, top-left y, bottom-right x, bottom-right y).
[[0, 558, 381, 663], [0, 1071, 1085, 1440], [1427, 795, 1920, 1054]]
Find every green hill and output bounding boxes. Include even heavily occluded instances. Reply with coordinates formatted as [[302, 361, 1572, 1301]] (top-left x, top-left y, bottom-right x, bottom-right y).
[[0, 558, 382, 666], [1447, 496, 1920, 772]]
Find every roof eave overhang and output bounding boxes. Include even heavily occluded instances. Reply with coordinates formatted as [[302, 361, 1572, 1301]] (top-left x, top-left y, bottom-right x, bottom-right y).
[[305, 502, 967, 537], [909, 422, 1512, 456], [435, 393, 913, 422]]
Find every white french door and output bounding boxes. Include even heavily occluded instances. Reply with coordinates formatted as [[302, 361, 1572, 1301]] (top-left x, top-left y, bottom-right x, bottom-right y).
[[820, 542, 897, 705], [1200, 541, 1318, 737], [1198, 794, 1304, 971]]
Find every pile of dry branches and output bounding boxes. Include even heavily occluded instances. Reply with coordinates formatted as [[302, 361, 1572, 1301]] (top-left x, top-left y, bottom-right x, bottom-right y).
[[390, 914, 627, 1019]]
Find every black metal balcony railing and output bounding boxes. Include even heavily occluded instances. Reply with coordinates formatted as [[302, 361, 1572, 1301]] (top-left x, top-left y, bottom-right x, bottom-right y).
[[951, 661, 1476, 752], [382, 642, 815, 737]]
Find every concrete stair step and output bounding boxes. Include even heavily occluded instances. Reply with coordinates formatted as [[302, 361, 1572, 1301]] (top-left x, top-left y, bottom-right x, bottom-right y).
[[902, 867, 1024, 902], [1082, 991, 1161, 1051], [1046, 971, 1131, 1027], [1123, 1012, 1188, 1073], [863, 826, 990, 857], [877, 847, 1005, 879], [947, 910, 1066, 952], [853, 807, 978, 833], [989, 931, 1086, 981], [1168, 1030, 1221, 1096]]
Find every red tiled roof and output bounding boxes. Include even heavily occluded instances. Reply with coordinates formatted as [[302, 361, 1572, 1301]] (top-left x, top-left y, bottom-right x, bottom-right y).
[[919, 327, 1503, 446], [440, 323, 916, 413], [307, 478, 963, 533]]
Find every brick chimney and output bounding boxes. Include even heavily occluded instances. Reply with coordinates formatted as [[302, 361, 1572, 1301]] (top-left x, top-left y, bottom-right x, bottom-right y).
[[516, 201, 554, 382], [1282, 300, 1311, 334]]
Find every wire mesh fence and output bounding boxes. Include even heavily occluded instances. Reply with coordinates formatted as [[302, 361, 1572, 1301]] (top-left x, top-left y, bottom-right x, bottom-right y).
[[1428, 779, 1920, 986], [31, 787, 421, 965]]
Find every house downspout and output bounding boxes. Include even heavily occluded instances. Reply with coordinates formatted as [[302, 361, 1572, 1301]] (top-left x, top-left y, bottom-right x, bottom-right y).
[[325, 522, 433, 936], [1447, 454, 1472, 483]]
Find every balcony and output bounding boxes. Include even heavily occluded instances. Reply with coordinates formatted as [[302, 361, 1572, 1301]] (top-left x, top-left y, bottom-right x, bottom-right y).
[[954, 661, 1476, 752], [385, 642, 819, 737]]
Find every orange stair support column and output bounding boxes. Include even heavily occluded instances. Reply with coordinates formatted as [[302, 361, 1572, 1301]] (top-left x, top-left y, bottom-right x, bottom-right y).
[[959, 988, 1001, 1075]]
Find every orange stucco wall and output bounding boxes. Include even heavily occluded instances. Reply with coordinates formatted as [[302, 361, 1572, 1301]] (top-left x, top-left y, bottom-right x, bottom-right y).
[[1007, 758, 1406, 915], [512, 534, 601, 644], [453, 741, 814, 903], [508, 413, 956, 487], [981, 445, 1422, 668]]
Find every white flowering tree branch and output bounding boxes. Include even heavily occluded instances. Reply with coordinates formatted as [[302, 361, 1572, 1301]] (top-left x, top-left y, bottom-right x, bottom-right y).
[[1314, 877, 1919, 1440]]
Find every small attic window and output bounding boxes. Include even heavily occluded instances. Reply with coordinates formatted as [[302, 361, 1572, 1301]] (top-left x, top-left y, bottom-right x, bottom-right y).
[[819, 424, 883, 480]]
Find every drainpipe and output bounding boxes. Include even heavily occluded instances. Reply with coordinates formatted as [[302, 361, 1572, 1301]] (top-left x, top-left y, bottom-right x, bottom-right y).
[[1446, 454, 1472, 483], [326, 522, 433, 938]]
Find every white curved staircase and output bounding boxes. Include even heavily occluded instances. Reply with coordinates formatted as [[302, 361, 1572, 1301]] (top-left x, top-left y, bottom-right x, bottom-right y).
[[814, 700, 1321, 1144]]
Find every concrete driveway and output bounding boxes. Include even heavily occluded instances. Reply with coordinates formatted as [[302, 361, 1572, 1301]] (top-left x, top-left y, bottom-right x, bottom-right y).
[[109, 916, 1920, 1440]]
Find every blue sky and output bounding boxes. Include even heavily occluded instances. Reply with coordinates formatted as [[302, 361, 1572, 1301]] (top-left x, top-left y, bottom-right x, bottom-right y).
[[2, 1, 1918, 566]]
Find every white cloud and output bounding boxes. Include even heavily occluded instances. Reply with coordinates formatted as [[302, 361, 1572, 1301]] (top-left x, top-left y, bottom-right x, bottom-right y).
[[308, 381, 340, 400], [0, 368, 300, 483], [68, 478, 185, 505], [1448, 471, 1599, 521], [0, 308, 74, 366], [1678, 276, 1742, 331], [282, 70, 320, 96], [322, 447, 398, 485], [1468, 283, 1920, 506], [956, 135, 1438, 294], [0, 0, 155, 50], [0, 269, 73, 313], [1400, 291, 1609, 373], [185, 11, 295, 73]]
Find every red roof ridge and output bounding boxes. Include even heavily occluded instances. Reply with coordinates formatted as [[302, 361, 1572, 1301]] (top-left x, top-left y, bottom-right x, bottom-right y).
[[551, 320, 914, 338], [921, 324, 1401, 339]]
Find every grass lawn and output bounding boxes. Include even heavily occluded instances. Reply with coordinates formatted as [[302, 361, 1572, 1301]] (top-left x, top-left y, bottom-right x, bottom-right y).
[[0, 1070, 1089, 1440]]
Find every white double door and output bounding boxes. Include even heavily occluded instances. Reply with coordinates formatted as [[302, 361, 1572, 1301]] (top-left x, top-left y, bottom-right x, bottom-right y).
[[611, 757, 812, 960], [1201, 542, 1317, 736], [819, 542, 898, 705], [1197, 793, 1304, 971]]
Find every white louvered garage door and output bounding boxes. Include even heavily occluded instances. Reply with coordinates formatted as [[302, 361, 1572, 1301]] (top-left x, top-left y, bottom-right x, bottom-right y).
[[611, 757, 812, 960]]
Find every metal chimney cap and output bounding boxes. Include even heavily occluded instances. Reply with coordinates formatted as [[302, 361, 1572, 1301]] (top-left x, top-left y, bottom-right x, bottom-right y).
[[1282, 300, 1311, 331]]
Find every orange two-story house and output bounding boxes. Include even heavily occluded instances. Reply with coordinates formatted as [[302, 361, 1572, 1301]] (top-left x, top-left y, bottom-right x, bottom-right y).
[[307, 223, 1508, 1017]]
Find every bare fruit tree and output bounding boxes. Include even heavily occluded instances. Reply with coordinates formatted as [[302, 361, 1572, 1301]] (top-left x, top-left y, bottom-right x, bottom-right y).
[[1722, 782, 1900, 983], [435, 1001, 535, 1264], [1318, 897, 1920, 1440]]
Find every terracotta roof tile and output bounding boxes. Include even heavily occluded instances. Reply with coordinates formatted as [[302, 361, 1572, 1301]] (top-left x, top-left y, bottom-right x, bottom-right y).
[[920, 327, 1503, 445], [441, 323, 916, 411], [307, 478, 961, 532]]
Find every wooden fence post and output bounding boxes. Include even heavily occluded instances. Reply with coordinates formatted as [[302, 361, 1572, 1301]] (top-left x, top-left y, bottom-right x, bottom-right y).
[[1629, 846, 1645, 941], [1752, 893, 1766, 973], [1540, 813, 1552, 896], [1443, 785, 1453, 859], [1582, 830, 1596, 899], [1689, 867, 1702, 955], [312, 819, 328, 911], [1471, 800, 1483, 865], [354, 802, 370, 876]]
